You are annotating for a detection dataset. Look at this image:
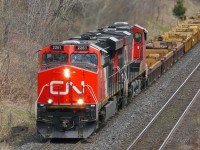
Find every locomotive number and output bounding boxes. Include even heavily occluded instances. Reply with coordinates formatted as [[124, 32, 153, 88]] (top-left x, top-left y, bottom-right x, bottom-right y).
[[51, 45, 64, 50], [76, 45, 88, 50]]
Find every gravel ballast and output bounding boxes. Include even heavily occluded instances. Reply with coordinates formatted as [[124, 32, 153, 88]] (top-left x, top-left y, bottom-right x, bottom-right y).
[[78, 43, 200, 150], [165, 92, 200, 149], [16, 43, 200, 150]]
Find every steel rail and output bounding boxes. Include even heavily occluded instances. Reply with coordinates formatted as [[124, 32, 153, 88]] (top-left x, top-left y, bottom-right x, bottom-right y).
[[39, 140, 51, 150], [35, 84, 49, 118], [127, 62, 200, 150], [159, 89, 200, 150], [39, 139, 82, 150], [71, 140, 83, 150]]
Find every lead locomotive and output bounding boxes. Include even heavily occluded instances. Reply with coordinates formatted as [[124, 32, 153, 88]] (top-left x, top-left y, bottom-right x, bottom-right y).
[[36, 22, 148, 138]]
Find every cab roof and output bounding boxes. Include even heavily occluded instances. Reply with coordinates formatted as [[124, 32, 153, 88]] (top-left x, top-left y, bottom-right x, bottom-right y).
[[58, 22, 134, 54]]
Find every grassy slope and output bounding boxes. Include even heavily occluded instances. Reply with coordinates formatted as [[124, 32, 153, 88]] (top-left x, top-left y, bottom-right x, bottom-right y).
[[81, 0, 200, 39]]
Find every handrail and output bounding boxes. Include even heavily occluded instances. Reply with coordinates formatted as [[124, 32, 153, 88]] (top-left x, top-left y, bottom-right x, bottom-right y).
[[84, 84, 98, 104], [109, 65, 127, 78], [36, 84, 50, 103], [35, 84, 49, 118]]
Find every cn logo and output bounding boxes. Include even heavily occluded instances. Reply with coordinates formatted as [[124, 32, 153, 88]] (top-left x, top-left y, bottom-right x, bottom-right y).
[[50, 81, 84, 95]]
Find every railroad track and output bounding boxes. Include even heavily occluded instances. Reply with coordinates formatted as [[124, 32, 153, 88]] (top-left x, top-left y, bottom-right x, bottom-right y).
[[38, 140, 51, 150], [159, 89, 200, 149], [127, 62, 200, 150], [38, 139, 82, 150], [36, 121, 106, 150]]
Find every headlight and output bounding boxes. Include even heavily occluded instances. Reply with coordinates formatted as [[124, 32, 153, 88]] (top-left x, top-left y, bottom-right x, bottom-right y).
[[64, 69, 70, 78], [47, 98, 53, 104], [77, 98, 84, 105]]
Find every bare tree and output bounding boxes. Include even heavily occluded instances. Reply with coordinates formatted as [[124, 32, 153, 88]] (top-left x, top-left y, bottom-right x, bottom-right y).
[[156, 0, 162, 21], [1, 0, 11, 48]]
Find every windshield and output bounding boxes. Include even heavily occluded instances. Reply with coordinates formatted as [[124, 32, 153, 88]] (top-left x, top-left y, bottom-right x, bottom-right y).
[[42, 53, 68, 65], [71, 53, 98, 72]]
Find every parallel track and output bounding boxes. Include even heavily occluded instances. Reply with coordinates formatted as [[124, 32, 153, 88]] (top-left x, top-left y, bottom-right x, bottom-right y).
[[159, 89, 200, 149], [127, 62, 200, 150]]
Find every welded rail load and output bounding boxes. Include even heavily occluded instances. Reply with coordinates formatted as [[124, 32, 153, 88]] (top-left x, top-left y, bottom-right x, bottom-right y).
[[145, 13, 200, 85]]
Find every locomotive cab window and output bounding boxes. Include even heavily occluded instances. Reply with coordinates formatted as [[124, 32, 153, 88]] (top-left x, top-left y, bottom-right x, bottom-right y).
[[135, 32, 142, 43], [71, 53, 98, 72], [42, 53, 68, 65]]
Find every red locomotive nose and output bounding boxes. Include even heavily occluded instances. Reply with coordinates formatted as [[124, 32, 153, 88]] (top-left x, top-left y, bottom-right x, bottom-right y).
[[38, 65, 98, 105]]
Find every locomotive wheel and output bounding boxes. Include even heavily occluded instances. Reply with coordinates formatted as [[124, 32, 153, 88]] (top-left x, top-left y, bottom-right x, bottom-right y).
[[141, 77, 148, 90], [99, 108, 106, 124], [128, 85, 135, 102], [117, 94, 123, 111]]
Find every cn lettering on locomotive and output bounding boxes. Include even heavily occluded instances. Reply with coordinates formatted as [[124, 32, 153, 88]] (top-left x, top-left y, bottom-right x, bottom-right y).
[[50, 81, 84, 95]]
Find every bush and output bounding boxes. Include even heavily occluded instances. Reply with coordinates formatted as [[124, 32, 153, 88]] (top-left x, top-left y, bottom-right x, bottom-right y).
[[173, 0, 186, 18]]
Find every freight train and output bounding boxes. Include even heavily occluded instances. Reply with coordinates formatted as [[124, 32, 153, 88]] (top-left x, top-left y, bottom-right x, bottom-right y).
[[36, 14, 200, 139]]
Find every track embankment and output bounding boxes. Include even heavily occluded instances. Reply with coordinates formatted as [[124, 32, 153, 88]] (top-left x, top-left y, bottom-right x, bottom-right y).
[[128, 62, 200, 150]]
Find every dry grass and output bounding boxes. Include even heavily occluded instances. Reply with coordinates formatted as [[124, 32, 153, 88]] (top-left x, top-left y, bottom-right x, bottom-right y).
[[145, 0, 200, 40], [0, 101, 35, 145], [0, 142, 11, 150], [0, 102, 34, 134], [0, 33, 37, 146]]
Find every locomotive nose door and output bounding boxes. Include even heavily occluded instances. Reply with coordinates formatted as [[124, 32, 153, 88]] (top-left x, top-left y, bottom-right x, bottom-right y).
[[133, 25, 147, 60]]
